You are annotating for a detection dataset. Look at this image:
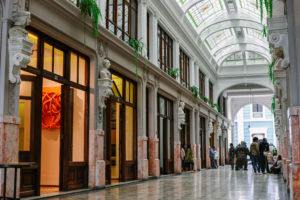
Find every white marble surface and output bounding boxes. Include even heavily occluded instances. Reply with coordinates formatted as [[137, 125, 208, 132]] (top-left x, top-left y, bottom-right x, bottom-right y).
[[46, 166, 288, 200]]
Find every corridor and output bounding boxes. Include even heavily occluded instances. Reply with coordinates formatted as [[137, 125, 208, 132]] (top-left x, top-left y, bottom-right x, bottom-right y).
[[48, 166, 288, 200]]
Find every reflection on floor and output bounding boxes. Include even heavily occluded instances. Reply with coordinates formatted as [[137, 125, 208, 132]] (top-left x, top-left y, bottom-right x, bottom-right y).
[[45, 166, 289, 200], [40, 186, 59, 194]]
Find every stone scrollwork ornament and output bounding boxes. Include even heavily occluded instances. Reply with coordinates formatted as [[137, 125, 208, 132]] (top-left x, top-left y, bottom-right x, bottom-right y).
[[8, 11, 33, 84], [208, 119, 213, 135], [178, 101, 185, 130], [98, 59, 113, 109]]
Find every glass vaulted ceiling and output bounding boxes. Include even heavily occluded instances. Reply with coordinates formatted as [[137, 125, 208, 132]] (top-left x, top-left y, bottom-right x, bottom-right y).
[[177, 0, 270, 67]]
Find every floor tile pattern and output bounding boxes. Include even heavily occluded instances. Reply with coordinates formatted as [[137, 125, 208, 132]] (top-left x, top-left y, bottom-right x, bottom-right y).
[[47, 166, 288, 200]]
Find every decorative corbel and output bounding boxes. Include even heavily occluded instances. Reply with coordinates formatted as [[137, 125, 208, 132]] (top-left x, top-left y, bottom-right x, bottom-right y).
[[98, 59, 112, 109], [8, 11, 33, 84], [178, 101, 185, 130]]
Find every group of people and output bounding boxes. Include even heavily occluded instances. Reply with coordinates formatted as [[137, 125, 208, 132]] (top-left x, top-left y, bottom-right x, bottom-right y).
[[228, 138, 282, 174], [209, 146, 219, 169], [180, 144, 195, 171]]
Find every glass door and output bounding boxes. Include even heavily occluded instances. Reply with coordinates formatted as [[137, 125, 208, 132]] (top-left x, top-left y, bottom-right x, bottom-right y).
[[19, 75, 41, 197]]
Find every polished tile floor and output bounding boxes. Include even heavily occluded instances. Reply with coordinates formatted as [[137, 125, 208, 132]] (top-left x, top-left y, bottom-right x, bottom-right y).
[[47, 166, 288, 200]]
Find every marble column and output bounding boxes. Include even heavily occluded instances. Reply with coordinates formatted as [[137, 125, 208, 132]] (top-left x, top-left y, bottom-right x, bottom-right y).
[[174, 96, 181, 174], [205, 117, 211, 168], [288, 106, 300, 200], [189, 59, 195, 87], [138, 0, 148, 57], [190, 108, 196, 170], [149, 13, 158, 66], [173, 40, 180, 83], [137, 70, 149, 180], [195, 111, 201, 170], [149, 79, 159, 177]]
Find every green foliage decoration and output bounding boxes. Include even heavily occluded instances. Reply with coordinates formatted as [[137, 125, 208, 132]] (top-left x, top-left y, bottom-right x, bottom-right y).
[[79, 0, 102, 44], [188, 86, 199, 101], [168, 68, 179, 79], [127, 37, 145, 80], [269, 61, 274, 84]]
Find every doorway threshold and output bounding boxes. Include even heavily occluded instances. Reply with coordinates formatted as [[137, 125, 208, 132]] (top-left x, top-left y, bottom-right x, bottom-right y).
[[22, 188, 91, 200]]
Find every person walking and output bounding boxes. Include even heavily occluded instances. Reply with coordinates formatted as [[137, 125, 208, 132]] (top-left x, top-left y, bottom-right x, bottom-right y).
[[185, 144, 194, 171], [180, 144, 186, 171], [210, 146, 216, 169], [235, 141, 250, 170], [229, 143, 235, 170], [214, 147, 219, 168], [250, 137, 261, 174], [259, 138, 270, 174]]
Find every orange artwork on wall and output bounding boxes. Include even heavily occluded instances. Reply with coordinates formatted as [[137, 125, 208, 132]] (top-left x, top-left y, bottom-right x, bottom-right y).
[[42, 92, 61, 129]]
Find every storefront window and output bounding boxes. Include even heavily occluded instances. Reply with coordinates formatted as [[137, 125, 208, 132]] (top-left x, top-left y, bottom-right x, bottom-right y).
[[28, 32, 38, 68], [72, 88, 86, 162], [125, 106, 134, 161]]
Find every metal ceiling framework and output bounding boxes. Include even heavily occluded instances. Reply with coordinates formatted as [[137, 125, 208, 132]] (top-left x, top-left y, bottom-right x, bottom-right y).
[[177, 0, 270, 68]]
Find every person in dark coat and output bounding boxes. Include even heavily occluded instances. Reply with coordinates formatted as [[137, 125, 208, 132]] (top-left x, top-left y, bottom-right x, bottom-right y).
[[210, 146, 216, 169], [229, 143, 235, 170], [235, 141, 250, 170], [259, 138, 270, 174]]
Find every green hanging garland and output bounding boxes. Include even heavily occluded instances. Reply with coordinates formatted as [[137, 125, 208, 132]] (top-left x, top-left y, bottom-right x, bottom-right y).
[[127, 37, 145, 80], [79, 0, 102, 44]]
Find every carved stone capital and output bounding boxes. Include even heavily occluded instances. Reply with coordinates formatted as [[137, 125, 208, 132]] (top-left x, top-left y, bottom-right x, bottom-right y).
[[8, 11, 33, 84], [178, 101, 185, 130], [98, 59, 112, 109], [97, 39, 108, 58]]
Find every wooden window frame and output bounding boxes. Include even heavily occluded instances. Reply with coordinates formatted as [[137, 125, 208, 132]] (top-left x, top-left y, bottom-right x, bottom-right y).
[[106, 0, 138, 41], [157, 25, 173, 73], [199, 70, 205, 97], [179, 49, 190, 88], [209, 81, 213, 102]]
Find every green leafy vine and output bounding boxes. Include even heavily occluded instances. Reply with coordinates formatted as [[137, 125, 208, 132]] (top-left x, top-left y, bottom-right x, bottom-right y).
[[79, 0, 102, 44], [127, 37, 145, 79]]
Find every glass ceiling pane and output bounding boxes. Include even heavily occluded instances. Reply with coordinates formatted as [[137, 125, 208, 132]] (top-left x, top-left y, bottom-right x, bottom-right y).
[[223, 52, 243, 66], [246, 51, 267, 65], [245, 28, 266, 41], [185, 0, 224, 28], [205, 28, 233, 50], [239, 0, 267, 24]]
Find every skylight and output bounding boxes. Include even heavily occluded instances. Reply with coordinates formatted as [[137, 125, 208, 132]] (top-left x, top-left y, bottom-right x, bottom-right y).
[[238, 0, 267, 24], [205, 29, 233, 50], [223, 52, 244, 66], [245, 28, 266, 41], [178, 0, 225, 28]]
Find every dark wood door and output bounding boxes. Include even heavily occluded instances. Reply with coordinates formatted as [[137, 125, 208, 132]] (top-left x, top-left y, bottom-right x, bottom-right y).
[[61, 87, 88, 191], [19, 75, 42, 197], [200, 117, 206, 168]]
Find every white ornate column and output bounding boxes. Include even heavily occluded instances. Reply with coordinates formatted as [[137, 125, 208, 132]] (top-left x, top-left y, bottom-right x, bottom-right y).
[[0, 9, 33, 198], [149, 12, 158, 66], [89, 58, 112, 188], [149, 77, 160, 177], [138, 0, 148, 57], [189, 59, 195, 86], [173, 39, 180, 83], [175, 100, 185, 173]]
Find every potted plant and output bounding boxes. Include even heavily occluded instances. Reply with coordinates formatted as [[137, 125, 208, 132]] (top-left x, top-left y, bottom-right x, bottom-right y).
[[214, 104, 220, 112], [203, 96, 209, 103], [168, 68, 179, 79], [188, 86, 199, 101]]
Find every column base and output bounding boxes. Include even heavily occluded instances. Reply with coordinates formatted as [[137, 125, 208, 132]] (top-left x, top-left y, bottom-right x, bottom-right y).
[[138, 136, 148, 180], [196, 144, 201, 170], [206, 147, 211, 168], [174, 141, 181, 174], [290, 163, 300, 200], [0, 115, 20, 198], [149, 138, 160, 177], [95, 160, 105, 187]]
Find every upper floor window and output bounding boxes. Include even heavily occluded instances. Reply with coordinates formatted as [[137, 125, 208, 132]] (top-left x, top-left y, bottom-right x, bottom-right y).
[[252, 104, 263, 118], [209, 81, 213, 102], [179, 49, 190, 88], [147, 12, 150, 59], [158, 26, 173, 73], [199, 70, 205, 97], [106, 0, 138, 42]]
